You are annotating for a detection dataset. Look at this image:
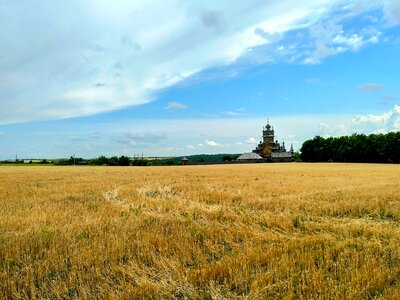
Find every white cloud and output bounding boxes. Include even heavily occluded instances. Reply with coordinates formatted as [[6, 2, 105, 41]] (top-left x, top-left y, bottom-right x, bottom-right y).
[[204, 139, 222, 147], [332, 34, 364, 50], [352, 105, 400, 130], [358, 83, 384, 92], [303, 20, 382, 64], [353, 112, 392, 124], [315, 105, 400, 137], [1, 0, 395, 124], [187, 145, 196, 150], [383, 0, 400, 25], [246, 137, 258, 145], [165, 101, 187, 110]]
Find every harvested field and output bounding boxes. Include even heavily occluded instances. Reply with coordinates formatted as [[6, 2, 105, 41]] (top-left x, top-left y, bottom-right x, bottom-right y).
[[0, 163, 399, 299]]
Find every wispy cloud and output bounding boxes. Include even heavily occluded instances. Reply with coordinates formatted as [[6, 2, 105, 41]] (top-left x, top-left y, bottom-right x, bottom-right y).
[[305, 78, 321, 84], [0, 1, 397, 124], [381, 96, 399, 101], [115, 131, 166, 147], [68, 135, 90, 143], [302, 20, 381, 64], [223, 108, 246, 116], [358, 83, 384, 92], [383, 0, 400, 25], [379, 95, 400, 105], [165, 101, 187, 110]]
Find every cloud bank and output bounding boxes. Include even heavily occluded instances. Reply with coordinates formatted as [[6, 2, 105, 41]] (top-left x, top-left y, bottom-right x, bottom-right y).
[[0, 0, 398, 124]]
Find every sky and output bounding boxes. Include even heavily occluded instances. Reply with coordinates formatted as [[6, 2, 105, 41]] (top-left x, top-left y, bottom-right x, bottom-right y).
[[0, 0, 400, 159]]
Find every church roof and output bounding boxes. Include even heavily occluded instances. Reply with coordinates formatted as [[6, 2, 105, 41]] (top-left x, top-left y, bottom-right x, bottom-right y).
[[271, 152, 292, 158], [237, 152, 263, 160]]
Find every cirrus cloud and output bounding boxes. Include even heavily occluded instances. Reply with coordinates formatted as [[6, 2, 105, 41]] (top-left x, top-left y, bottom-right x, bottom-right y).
[[0, 0, 398, 125], [165, 101, 187, 110], [358, 83, 384, 92]]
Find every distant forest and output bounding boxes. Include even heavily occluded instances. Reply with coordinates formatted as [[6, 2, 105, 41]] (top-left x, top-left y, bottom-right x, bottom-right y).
[[301, 132, 400, 163], [53, 154, 241, 166]]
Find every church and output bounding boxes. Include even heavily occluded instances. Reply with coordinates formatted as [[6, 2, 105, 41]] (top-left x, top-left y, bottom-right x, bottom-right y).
[[252, 120, 294, 161]]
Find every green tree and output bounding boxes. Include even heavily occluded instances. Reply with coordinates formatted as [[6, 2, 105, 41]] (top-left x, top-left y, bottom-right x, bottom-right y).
[[222, 155, 232, 162], [118, 156, 130, 166], [301, 132, 400, 163]]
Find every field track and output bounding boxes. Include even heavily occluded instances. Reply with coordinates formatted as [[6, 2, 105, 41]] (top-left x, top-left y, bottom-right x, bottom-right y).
[[1, 163, 399, 299]]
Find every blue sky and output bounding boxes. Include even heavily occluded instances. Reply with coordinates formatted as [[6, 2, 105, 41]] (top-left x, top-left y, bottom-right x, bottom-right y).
[[0, 0, 400, 159]]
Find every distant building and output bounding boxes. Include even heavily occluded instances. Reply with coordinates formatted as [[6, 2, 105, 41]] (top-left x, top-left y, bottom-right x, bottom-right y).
[[271, 152, 293, 162], [237, 152, 263, 162], [252, 119, 294, 162], [23, 159, 43, 164], [181, 156, 188, 165]]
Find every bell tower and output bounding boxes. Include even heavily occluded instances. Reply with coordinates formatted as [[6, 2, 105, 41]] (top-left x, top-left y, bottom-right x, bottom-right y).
[[262, 119, 274, 144]]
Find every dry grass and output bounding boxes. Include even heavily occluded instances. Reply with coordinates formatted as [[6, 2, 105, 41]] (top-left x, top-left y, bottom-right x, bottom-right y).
[[0, 163, 399, 299]]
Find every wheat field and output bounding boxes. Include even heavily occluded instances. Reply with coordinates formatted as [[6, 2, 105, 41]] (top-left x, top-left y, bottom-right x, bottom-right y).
[[0, 163, 399, 299]]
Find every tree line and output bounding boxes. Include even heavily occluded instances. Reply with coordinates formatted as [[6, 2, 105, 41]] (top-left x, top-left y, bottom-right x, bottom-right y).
[[300, 132, 400, 163], [54, 155, 148, 166]]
